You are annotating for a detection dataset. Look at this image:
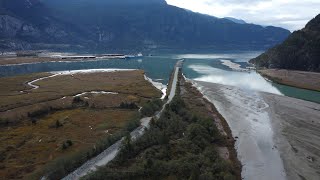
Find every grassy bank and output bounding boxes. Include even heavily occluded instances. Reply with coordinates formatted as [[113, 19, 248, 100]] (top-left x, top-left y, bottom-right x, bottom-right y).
[[0, 56, 97, 66], [258, 69, 320, 92]]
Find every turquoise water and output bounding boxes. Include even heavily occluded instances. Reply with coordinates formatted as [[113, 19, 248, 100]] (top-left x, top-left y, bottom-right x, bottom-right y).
[[179, 53, 320, 104], [0, 56, 178, 84], [1, 52, 319, 103], [272, 83, 320, 103]]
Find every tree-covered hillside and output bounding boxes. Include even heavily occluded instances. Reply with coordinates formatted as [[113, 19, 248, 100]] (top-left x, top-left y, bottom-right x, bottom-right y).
[[250, 14, 320, 72]]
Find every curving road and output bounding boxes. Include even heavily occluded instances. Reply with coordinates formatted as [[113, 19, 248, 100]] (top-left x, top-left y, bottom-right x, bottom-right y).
[[27, 74, 59, 90], [61, 60, 183, 180]]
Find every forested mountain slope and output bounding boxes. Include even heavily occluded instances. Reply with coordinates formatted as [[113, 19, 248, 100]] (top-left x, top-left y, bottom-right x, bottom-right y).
[[250, 14, 320, 72]]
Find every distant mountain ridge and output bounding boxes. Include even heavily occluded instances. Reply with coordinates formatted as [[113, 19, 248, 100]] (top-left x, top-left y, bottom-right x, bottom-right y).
[[0, 0, 290, 52], [250, 14, 320, 72]]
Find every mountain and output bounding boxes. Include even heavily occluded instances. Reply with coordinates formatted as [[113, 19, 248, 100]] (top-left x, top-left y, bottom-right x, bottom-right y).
[[0, 0, 290, 52], [250, 14, 320, 72], [0, 0, 87, 50], [223, 17, 247, 24]]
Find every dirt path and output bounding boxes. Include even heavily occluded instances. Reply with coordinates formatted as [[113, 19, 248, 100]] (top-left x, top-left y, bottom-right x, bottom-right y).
[[27, 74, 59, 90]]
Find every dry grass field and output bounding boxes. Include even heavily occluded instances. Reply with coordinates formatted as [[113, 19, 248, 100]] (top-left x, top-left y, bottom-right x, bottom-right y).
[[0, 70, 160, 112], [0, 70, 161, 179], [258, 69, 320, 92], [0, 56, 85, 66]]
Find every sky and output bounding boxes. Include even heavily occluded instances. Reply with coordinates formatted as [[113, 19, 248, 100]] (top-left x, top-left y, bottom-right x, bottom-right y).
[[166, 0, 320, 31]]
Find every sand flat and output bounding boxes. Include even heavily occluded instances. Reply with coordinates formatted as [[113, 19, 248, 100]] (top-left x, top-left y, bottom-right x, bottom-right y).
[[262, 93, 320, 180]]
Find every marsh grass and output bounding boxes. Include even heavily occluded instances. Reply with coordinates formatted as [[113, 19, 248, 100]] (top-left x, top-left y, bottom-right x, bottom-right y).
[[0, 70, 162, 179]]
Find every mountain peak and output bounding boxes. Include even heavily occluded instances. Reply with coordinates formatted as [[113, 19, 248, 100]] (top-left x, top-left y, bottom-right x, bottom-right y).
[[223, 17, 247, 24], [305, 14, 320, 31], [42, 0, 167, 5]]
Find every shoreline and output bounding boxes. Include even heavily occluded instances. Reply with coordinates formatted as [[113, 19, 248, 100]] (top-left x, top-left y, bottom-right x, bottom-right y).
[[258, 69, 320, 92], [144, 75, 167, 99]]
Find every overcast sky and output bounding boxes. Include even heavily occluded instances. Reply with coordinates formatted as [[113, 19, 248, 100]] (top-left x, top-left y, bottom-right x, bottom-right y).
[[166, 0, 320, 31]]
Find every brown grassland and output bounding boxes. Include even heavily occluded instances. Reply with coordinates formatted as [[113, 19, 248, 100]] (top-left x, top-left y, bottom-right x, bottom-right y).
[[0, 56, 89, 66], [0, 70, 161, 179], [258, 69, 320, 92]]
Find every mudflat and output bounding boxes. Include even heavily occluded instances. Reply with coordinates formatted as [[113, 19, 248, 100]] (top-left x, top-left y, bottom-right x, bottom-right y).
[[258, 69, 320, 91]]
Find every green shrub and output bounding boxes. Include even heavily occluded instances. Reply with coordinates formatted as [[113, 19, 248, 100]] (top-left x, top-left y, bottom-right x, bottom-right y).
[[0, 118, 9, 127], [66, 140, 73, 146], [120, 102, 139, 109], [61, 140, 73, 150], [72, 96, 82, 104], [56, 120, 63, 128], [140, 99, 163, 117]]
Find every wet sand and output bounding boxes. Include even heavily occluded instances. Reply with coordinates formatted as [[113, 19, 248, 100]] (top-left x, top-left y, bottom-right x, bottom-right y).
[[192, 80, 320, 180]]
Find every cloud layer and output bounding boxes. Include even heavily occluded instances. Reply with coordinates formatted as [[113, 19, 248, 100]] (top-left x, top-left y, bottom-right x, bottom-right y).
[[166, 0, 320, 31]]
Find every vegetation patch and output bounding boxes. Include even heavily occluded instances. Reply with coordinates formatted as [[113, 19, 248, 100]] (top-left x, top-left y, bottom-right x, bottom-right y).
[[140, 98, 163, 117], [84, 95, 238, 180]]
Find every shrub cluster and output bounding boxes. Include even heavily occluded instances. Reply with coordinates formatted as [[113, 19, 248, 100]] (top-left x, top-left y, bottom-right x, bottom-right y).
[[140, 99, 163, 117], [119, 102, 139, 109], [62, 140, 73, 150]]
